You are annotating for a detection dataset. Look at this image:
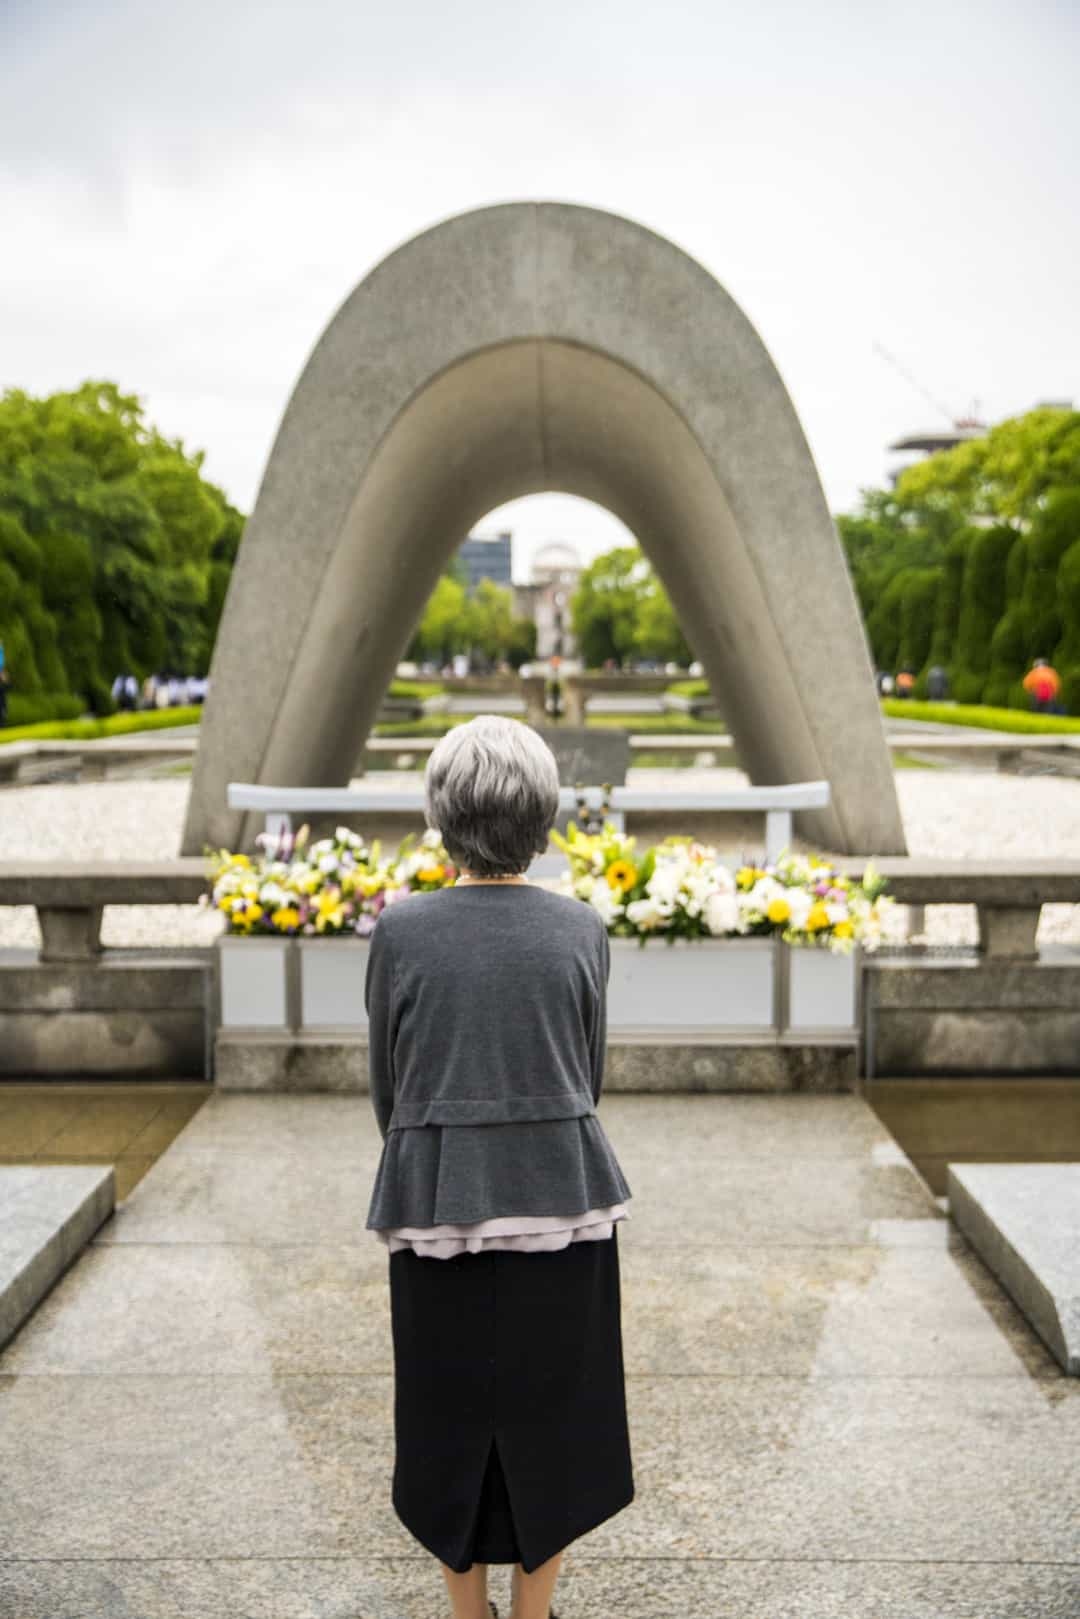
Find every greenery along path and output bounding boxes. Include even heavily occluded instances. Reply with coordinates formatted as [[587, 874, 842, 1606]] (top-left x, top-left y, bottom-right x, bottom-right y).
[[5, 694, 1080, 748]]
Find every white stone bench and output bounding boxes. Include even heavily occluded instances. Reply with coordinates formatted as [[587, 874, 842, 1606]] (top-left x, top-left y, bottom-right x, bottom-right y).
[[227, 779, 832, 864]]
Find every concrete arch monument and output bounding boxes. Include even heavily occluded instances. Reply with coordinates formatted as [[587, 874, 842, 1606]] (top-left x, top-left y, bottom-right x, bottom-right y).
[[182, 202, 907, 857]]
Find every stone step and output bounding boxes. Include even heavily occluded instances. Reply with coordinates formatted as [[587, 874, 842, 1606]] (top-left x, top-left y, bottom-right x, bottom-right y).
[[0, 1164, 115, 1350], [947, 1161, 1080, 1375]]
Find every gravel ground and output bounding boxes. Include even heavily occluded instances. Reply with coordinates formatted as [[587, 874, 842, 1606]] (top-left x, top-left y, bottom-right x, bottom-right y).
[[0, 767, 1077, 950]]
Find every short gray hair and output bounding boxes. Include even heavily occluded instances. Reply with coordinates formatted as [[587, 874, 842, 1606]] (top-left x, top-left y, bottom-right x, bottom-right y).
[[424, 714, 560, 876]]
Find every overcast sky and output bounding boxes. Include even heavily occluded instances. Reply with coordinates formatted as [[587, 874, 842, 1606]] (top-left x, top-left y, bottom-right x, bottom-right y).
[[2, 0, 1077, 581]]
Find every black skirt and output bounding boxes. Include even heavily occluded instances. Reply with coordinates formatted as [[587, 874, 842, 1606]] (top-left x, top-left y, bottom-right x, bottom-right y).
[[387, 1225, 635, 1574]]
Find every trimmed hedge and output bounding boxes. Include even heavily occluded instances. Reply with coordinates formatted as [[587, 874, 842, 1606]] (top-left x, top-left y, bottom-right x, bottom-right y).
[[0, 705, 203, 745], [0, 685, 444, 739], [664, 686, 1080, 736], [387, 679, 445, 700], [880, 697, 1080, 734], [4, 693, 85, 727]]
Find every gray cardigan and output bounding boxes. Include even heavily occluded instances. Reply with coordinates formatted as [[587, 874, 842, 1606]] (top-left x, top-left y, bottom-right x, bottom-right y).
[[363, 883, 632, 1230]]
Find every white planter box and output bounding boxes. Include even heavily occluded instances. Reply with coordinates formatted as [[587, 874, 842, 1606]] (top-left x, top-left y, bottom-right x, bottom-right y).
[[297, 937, 371, 1032], [784, 943, 859, 1033], [217, 936, 292, 1030], [216, 932, 859, 1045], [606, 935, 777, 1035]]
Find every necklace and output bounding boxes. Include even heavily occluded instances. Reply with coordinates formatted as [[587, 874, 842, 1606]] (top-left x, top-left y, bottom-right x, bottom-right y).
[[455, 872, 529, 885]]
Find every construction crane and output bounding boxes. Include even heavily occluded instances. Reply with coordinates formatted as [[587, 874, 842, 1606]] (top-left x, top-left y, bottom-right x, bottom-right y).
[[873, 342, 984, 435]]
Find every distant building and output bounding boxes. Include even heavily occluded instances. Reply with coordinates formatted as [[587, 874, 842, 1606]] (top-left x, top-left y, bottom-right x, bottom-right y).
[[457, 530, 513, 593], [886, 419, 985, 487], [513, 542, 582, 662], [887, 400, 1073, 487]]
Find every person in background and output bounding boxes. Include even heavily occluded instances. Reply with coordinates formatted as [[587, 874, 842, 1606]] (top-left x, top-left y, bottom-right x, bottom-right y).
[[1022, 658, 1063, 715], [111, 673, 139, 712], [926, 665, 949, 702], [894, 667, 915, 699]]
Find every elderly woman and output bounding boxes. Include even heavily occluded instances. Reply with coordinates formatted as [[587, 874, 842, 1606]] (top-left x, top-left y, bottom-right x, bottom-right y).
[[364, 714, 635, 1619]]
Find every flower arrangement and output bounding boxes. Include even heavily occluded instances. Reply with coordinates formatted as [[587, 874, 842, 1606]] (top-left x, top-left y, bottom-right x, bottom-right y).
[[202, 825, 458, 937], [734, 848, 894, 953], [551, 819, 895, 954], [205, 815, 894, 955]]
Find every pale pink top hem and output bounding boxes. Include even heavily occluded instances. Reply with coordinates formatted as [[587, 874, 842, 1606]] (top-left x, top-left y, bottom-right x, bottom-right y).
[[373, 1201, 630, 1259]]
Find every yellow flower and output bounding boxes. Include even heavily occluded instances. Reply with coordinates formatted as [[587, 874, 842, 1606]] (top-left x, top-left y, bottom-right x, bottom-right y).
[[416, 863, 445, 883], [271, 905, 300, 931], [766, 897, 791, 924], [833, 919, 854, 939], [605, 859, 637, 892], [314, 890, 345, 932], [231, 900, 264, 933], [807, 902, 830, 931]]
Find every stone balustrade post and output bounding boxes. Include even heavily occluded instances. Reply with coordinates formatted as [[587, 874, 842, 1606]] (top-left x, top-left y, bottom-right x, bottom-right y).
[[561, 677, 586, 727], [975, 904, 1041, 958], [37, 906, 105, 962], [520, 675, 548, 728]]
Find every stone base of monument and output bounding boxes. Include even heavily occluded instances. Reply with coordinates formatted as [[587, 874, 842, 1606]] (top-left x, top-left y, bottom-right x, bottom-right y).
[[0, 952, 212, 1078], [212, 1032, 861, 1094], [214, 934, 861, 1091]]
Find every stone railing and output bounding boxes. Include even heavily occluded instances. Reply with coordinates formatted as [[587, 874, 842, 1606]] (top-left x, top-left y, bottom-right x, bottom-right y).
[[0, 860, 212, 1079], [0, 736, 199, 785], [829, 856, 1080, 958], [558, 672, 677, 725], [1, 857, 1077, 1083], [0, 860, 207, 960], [2, 855, 1077, 964]]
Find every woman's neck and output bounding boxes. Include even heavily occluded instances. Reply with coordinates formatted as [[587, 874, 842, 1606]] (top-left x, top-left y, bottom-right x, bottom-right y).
[[455, 872, 530, 885]]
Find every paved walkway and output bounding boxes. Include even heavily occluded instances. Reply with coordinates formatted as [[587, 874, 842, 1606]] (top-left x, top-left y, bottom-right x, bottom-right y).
[[1, 1092, 1077, 1619]]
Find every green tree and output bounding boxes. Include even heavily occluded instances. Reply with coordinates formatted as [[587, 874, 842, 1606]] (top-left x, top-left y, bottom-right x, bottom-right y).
[[633, 572, 693, 665], [569, 546, 652, 668], [0, 381, 244, 714], [894, 407, 1080, 525], [409, 574, 468, 664], [463, 577, 516, 664], [1055, 537, 1080, 714], [834, 407, 1080, 712], [506, 616, 537, 669]]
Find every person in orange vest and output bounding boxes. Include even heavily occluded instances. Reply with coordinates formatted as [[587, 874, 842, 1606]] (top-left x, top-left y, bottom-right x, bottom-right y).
[[1022, 658, 1062, 714], [894, 667, 916, 699]]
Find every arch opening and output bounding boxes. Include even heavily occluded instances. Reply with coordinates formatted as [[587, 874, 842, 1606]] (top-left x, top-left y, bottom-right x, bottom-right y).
[[183, 201, 905, 857], [259, 339, 829, 814]]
